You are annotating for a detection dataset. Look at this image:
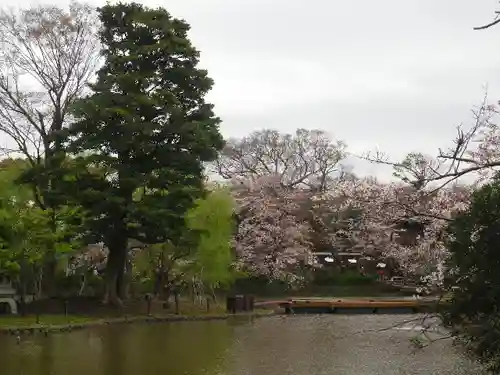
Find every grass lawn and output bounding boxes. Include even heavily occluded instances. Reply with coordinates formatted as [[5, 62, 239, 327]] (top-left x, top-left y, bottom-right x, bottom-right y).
[[0, 315, 97, 328]]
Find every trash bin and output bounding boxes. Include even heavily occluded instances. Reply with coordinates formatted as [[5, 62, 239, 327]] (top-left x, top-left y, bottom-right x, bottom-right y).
[[226, 296, 235, 313], [226, 295, 245, 313]]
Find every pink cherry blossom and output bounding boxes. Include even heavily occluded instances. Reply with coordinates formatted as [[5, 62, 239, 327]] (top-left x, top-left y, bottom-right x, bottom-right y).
[[230, 173, 471, 285], [316, 177, 471, 286], [231, 175, 314, 281], [226, 150, 475, 287]]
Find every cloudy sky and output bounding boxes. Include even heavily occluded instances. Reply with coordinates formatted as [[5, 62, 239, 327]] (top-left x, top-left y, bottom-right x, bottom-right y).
[[8, 0, 500, 179]]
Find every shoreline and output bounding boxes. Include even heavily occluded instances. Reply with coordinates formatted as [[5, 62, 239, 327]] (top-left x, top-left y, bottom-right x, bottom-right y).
[[0, 310, 278, 336]]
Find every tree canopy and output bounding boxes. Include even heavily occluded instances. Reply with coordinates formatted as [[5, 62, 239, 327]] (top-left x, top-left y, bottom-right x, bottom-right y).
[[444, 176, 500, 372], [51, 2, 224, 305], [0, 159, 81, 294]]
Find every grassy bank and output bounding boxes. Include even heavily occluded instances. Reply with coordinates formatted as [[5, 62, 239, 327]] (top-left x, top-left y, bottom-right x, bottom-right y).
[[0, 297, 276, 335], [0, 314, 94, 328], [0, 310, 275, 335]]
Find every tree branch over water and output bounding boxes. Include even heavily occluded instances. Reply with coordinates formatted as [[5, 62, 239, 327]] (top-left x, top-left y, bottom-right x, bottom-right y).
[[328, 311, 453, 351], [359, 90, 499, 191]]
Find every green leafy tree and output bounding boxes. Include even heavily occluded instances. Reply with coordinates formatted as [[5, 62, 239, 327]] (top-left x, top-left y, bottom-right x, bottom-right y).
[[55, 2, 224, 305], [185, 187, 236, 296], [0, 160, 32, 272], [0, 159, 48, 281], [132, 241, 193, 298], [0, 159, 82, 297], [444, 176, 500, 372], [0, 2, 100, 295], [133, 188, 236, 302]]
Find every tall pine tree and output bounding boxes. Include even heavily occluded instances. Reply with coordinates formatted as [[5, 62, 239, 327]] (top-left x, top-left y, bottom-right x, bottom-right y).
[[58, 2, 224, 305]]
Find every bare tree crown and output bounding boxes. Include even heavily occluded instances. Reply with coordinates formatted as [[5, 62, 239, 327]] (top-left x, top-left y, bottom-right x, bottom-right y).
[[0, 2, 100, 163], [216, 128, 347, 192]]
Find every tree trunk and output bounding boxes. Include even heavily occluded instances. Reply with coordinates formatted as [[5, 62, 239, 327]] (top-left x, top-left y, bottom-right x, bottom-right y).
[[35, 267, 43, 299], [191, 280, 196, 304], [20, 279, 27, 316], [103, 263, 120, 307], [210, 286, 217, 304], [116, 253, 127, 300], [163, 285, 172, 308], [41, 210, 59, 297], [78, 274, 86, 296], [153, 269, 165, 297], [41, 257, 57, 297], [123, 252, 132, 299], [103, 239, 127, 307]]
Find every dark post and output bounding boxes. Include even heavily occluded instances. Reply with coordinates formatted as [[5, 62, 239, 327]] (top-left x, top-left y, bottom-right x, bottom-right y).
[[236, 294, 244, 313], [206, 297, 210, 313], [243, 295, 254, 312], [226, 296, 237, 314], [63, 300, 68, 316]]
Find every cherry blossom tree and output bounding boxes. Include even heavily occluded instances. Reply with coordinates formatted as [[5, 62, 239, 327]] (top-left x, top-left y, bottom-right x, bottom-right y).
[[351, 94, 500, 285], [222, 110, 486, 286], [315, 177, 471, 286], [228, 170, 469, 286], [231, 175, 313, 282]]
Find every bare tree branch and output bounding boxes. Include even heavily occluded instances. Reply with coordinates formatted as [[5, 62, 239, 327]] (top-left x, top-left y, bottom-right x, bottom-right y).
[[215, 128, 347, 192], [358, 89, 498, 191], [0, 1, 100, 207], [474, 10, 500, 30]]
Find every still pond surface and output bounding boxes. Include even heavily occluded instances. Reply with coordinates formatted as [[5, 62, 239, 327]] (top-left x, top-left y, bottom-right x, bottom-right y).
[[0, 315, 485, 375]]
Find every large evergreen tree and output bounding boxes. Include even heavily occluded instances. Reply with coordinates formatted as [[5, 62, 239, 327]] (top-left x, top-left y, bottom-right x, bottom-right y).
[[57, 2, 224, 305]]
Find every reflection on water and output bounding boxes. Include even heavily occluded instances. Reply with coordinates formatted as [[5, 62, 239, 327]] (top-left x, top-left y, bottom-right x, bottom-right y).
[[0, 315, 485, 375]]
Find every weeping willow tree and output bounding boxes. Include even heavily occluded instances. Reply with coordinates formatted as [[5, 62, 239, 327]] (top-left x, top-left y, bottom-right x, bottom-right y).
[[185, 187, 236, 299], [132, 187, 236, 301]]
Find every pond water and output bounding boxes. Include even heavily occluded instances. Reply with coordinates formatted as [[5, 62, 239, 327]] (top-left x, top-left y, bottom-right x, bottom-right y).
[[0, 315, 485, 375]]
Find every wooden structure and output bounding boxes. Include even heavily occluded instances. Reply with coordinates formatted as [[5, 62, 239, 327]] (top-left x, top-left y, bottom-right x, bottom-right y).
[[279, 298, 426, 314], [0, 276, 17, 314]]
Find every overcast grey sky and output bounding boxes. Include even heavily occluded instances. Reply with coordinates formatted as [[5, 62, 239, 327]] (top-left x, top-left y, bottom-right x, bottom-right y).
[[7, 0, 500, 179]]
